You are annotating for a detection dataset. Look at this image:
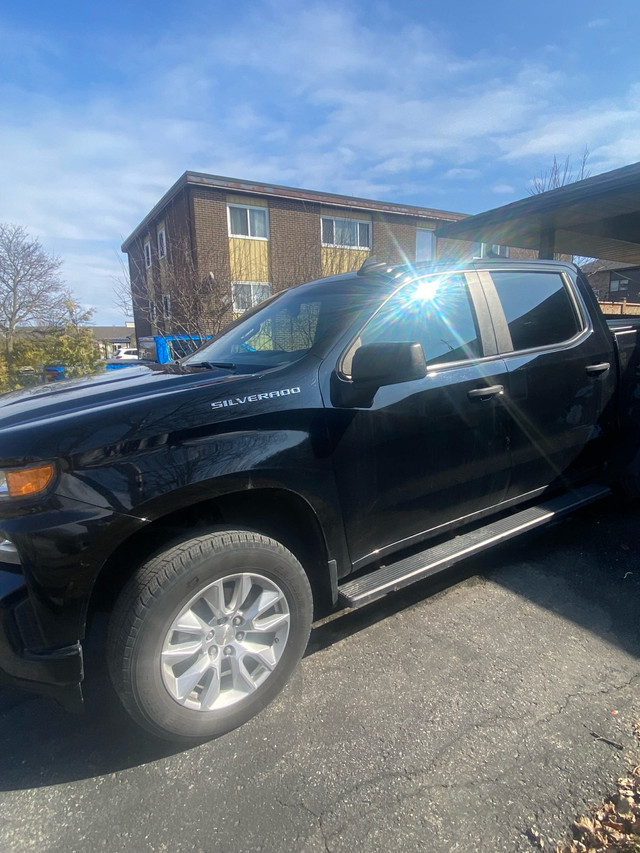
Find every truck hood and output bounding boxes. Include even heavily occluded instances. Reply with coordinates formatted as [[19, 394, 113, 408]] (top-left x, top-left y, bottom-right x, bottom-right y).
[[0, 363, 243, 429]]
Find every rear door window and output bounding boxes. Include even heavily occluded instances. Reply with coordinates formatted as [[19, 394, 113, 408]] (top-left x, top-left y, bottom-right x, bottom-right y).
[[490, 271, 583, 351]]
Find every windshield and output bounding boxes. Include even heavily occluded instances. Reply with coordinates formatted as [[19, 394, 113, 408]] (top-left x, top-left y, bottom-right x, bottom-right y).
[[183, 278, 382, 372]]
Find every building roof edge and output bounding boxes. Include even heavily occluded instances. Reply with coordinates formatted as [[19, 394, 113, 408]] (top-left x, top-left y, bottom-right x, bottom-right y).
[[121, 171, 467, 252], [121, 172, 189, 251]]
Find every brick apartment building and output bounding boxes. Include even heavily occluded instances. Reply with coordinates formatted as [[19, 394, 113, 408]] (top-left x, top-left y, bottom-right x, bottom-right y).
[[121, 172, 511, 340]]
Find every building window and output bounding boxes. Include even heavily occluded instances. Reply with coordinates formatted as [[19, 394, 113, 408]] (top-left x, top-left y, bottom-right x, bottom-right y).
[[144, 240, 152, 269], [416, 229, 435, 261], [232, 282, 272, 314], [157, 226, 167, 260], [162, 293, 172, 319], [228, 205, 269, 239], [321, 217, 371, 249], [610, 276, 629, 293], [477, 243, 509, 258], [148, 300, 157, 323]]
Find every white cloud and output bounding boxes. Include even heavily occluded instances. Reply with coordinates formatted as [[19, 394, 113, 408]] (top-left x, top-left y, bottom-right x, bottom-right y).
[[370, 156, 429, 175], [444, 168, 480, 180], [587, 18, 610, 29], [53, 242, 129, 325], [499, 96, 640, 170], [492, 184, 515, 194]]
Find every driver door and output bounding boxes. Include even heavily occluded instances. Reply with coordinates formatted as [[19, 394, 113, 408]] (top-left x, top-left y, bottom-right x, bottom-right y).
[[321, 271, 513, 570]]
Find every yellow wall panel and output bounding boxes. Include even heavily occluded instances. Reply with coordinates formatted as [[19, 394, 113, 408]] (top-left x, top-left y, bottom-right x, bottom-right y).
[[321, 247, 369, 277], [227, 194, 269, 207], [230, 237, 271, 281]]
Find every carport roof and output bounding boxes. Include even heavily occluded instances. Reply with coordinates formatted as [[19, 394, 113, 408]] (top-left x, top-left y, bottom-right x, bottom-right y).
[[436, 161, 640, 263]]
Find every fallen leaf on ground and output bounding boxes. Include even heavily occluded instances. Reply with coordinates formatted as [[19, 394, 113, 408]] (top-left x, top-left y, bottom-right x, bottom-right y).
[[556, 727, 640, 852]]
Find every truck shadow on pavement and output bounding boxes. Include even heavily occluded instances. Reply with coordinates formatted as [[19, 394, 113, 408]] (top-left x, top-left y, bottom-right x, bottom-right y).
[[483, 495, 640, 660], [1, 495, 638, 792], [308, 495, 640, 660]]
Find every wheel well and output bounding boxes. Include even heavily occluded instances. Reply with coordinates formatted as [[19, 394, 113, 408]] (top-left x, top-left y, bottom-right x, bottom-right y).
[[87, 489, 333, 629]]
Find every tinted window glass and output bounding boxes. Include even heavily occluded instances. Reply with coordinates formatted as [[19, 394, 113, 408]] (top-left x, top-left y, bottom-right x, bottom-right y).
[[358, 274, 481, 366], [184, 279, 381, 371], [168, 339, 205, 359], [243, 301, 321, 353], [491, 271, 581, 351]]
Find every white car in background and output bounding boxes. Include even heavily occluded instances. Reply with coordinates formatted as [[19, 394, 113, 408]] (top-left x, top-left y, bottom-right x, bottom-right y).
[[114, 348, 139, 360]]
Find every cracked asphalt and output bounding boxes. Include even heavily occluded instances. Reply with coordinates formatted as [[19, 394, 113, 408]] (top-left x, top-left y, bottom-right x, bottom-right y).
[[1, 495, 639, 853]]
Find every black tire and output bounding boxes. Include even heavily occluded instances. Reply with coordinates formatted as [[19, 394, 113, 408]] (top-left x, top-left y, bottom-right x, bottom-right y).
[[107, 529, 313, 742]]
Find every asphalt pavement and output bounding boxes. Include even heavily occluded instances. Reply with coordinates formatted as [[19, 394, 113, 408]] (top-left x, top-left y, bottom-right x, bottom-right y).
[[1, 495, 639, 853]]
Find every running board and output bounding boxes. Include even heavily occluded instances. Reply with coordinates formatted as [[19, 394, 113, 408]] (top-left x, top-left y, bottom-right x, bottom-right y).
[[337, 484, 610, 609]]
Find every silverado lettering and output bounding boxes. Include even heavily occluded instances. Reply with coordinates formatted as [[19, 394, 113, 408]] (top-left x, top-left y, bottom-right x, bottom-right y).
[[211, 387, 301, 408]]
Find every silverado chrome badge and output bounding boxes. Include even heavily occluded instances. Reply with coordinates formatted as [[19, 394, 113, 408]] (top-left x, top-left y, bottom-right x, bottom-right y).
[[211, 387, 301, 409]]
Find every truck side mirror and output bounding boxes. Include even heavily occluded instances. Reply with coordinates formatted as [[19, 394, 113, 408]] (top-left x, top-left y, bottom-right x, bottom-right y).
[[333, 341, 427, 408], [351, 341, 427, 385]]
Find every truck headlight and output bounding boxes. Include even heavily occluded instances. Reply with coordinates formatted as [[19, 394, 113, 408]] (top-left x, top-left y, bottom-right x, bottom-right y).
[[0, 464, 55, 499]]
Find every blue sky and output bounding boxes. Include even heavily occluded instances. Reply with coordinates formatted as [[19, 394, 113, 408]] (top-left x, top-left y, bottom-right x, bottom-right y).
[[2, 0, 640, 323]]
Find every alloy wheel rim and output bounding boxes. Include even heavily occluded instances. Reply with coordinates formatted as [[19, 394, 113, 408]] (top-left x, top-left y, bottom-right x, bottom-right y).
[[160, 572, 291, 711]]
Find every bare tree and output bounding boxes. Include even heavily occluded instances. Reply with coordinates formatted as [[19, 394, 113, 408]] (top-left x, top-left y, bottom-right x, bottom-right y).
[[56, 295, 95, 330], [124, 232, 234, 340], [112, 253, 135, 322], [0, 223, 67, 359], [528, 147, 591, 195], [164, 234, 233, 337], [527, 149, 595, 265]]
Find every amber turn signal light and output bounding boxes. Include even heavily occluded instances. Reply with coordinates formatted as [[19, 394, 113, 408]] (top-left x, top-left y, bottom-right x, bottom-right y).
[[5, 464, 55, 497]]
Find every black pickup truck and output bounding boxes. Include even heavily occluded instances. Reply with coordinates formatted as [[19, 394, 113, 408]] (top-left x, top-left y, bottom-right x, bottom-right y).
[[1, 258, 639, 741]]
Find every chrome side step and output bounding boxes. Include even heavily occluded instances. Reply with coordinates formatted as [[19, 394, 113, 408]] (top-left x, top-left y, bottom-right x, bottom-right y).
[[337, 484, 610, 609]]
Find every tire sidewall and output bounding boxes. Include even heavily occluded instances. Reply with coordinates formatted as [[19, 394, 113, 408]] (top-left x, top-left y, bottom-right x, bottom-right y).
[[117, 533, 312, 741]]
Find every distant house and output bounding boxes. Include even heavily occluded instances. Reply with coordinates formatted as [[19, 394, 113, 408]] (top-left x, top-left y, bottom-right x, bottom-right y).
[[583, 261, 640, 304], [121, 172, 522, 341], [14, 325, 135, 360], [89, 325, 137, 359]]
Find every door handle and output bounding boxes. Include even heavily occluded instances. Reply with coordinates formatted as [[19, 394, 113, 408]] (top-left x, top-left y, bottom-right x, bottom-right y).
[[585, 362, 610, 377], [467, 384, 504, 401]]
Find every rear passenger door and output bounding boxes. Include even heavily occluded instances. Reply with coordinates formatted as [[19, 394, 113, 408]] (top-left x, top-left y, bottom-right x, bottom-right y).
[[479, 266, 616, 498]]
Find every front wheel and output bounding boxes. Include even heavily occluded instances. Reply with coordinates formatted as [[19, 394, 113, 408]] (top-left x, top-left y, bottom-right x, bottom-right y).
[[107, 530, 313, 741]]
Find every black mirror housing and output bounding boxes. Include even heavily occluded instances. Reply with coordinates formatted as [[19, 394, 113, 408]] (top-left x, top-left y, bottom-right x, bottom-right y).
[[351, 341, 427, 385], [332, 341, 427, 408]]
